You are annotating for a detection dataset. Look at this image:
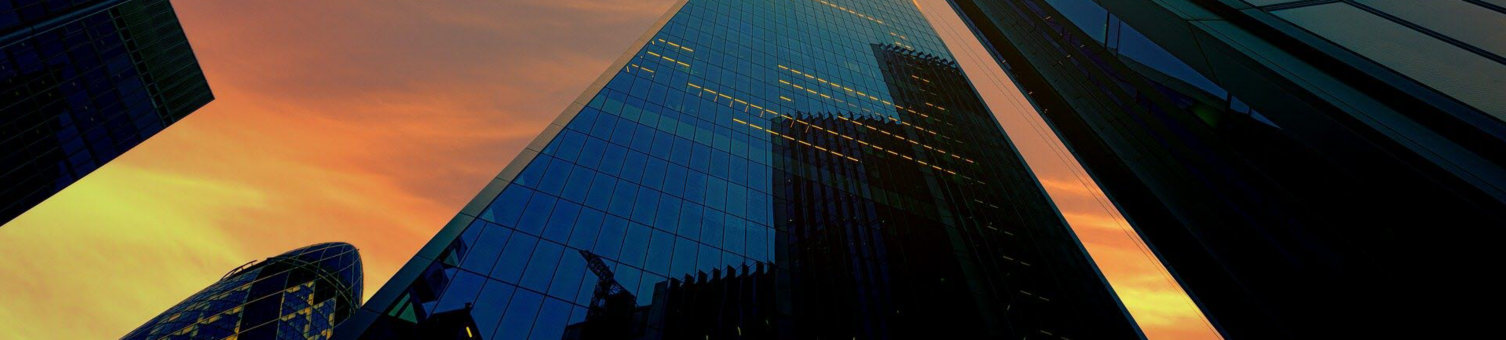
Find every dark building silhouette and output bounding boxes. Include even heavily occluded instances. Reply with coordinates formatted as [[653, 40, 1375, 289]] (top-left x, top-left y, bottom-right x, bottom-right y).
[[336, 0, 1137, 339], [636, 263, 776, 340], [123, 242, 364, 340], [762, 44, 1134, 339], [413, 305, 485, 339], [1, 0, 213, 225], [561, 254, 776, 340], [950, 0, 1506, 337]]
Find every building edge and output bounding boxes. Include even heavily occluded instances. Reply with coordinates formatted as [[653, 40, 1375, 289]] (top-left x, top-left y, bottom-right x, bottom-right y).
[[332, 1, 692, 337]]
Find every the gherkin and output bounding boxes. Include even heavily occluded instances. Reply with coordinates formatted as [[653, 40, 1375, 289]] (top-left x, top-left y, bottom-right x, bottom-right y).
[[124, 242, 363, 340]]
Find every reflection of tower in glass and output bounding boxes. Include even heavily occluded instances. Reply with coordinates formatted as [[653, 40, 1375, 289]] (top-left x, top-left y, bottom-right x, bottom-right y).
[[334, 1, 1138, 339], [556, 44, 1136, 339], [768, 44, 1133, 338], [123, 243, 363, 339], [561, 251, 775, 340]]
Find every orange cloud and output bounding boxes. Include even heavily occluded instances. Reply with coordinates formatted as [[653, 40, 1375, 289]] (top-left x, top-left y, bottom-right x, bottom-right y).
[[0, 1, 676, 338], [2, 1, 1216, 339]]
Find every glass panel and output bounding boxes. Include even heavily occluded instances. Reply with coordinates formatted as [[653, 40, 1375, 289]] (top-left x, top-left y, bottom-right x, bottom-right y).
[[1244, 0, 1303, 6], [1044, 0, 1108, 42], [459, 223, 512, 274], [494, 290, 544, 340], [1276, 2, 1506, 116], [518, 241, 565, 291], [1115, 21, 1229, 98], [1357, 0, 1506, 58], [470, 280, 515, 339], [348, 0, 1150, 338]]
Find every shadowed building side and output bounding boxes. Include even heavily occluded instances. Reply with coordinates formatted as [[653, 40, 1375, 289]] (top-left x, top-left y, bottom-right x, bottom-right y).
[[949, 0, 1506, 337], [766, 44, 1135, 339], [1, 0, 213, 226]]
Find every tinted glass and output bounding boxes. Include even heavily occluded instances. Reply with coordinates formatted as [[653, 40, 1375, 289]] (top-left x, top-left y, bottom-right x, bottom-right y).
[[349, 0, 1136, 338]]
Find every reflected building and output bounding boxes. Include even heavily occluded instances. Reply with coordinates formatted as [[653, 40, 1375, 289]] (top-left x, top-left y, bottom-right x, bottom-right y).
[[336, 0, 1137, 339], [561, 257, 776, 340], [1, 0, 213, 225], [765, 44, 1132, 338], [950, 0, 1506, 338], [123, 242, 364, 340]]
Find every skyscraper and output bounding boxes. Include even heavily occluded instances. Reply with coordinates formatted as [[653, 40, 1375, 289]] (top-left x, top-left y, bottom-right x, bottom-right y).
[[124, 242, 364, 340], [337, 0, 1138, 339], [0, 0, 213, 225], [949, 0, 1506, 338]]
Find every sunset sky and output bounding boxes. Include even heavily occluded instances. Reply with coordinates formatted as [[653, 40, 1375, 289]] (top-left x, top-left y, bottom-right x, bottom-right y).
[[0, 1, 1213, 338]]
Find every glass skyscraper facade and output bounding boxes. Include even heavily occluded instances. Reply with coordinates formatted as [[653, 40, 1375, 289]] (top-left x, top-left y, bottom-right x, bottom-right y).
[[1, 0, 212, 225], [337, 0, 1138, 338], [951, 0, 1506, 338], [124, 242, 364, 340]]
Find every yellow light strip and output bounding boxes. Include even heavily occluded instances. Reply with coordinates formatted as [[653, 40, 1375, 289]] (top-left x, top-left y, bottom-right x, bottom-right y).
[[811, 0, 886, 25], [776, 64, 949, 124], [733, 118, 860, 163], [644, 51, 690, 67], [692, 82, 980, 180], [778, 77, 974, 163], [655, 38, 695, 53], [626, 63, 656, 74]]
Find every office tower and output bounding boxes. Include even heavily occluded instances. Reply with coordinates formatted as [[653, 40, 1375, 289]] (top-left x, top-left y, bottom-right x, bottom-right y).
[[949, 0, 1506, 338], [0, 0, 213, 225], [123, 242, 364, 340], [337, 0, 1138, 338]]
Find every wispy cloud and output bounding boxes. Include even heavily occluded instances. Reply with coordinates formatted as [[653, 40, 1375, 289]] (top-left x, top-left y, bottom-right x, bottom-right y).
[[0, 1, 675, 338]]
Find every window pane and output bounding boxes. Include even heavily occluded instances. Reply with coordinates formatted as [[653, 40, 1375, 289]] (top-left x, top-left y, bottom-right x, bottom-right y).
[[1357, 0, 1506, 59], [1275, 3, 1506, 115], [495, 290, 544, 340]]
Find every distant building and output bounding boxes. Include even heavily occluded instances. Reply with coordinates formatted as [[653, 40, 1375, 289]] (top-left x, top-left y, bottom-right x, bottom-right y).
[[1, 0, 213, 225], [563, 258, 776, 340], [123, 242, 363, 339]]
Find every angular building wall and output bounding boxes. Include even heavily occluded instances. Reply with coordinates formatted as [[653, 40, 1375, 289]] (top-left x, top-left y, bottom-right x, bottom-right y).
[[123, 242, 364, 340], [0, 0, 213, 225], [337, 0, 1138, 339], [949, 0, 1506, 338]]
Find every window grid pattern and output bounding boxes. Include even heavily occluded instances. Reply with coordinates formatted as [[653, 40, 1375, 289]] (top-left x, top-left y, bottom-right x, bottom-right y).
[[1256, 0, 1506, 115], [353, 0, 1136, 339], [0, 0, 213, 225], [124, 243, 364, 340]]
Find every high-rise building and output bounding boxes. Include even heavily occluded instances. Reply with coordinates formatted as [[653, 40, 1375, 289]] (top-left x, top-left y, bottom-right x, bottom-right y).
[[949, 0, 1506, 338], [124, 242, 364, 340], [0, 0, 213, 225], [336, 0, 1139, 339]]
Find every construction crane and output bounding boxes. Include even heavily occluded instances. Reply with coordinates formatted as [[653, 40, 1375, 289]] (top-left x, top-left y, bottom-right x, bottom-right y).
[[578, 249, 633, 320]]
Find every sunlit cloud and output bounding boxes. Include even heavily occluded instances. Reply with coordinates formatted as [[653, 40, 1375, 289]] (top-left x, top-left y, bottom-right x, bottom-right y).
[[3, 1, 1217, 339], [0, 1, 676, 338]]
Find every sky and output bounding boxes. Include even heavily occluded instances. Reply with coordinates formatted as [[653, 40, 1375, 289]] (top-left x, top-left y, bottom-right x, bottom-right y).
[[0, 0, 1212, 339]]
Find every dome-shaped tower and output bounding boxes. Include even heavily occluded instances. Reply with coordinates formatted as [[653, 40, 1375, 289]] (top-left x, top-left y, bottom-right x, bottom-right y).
[[123, 242, 363, 339]]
